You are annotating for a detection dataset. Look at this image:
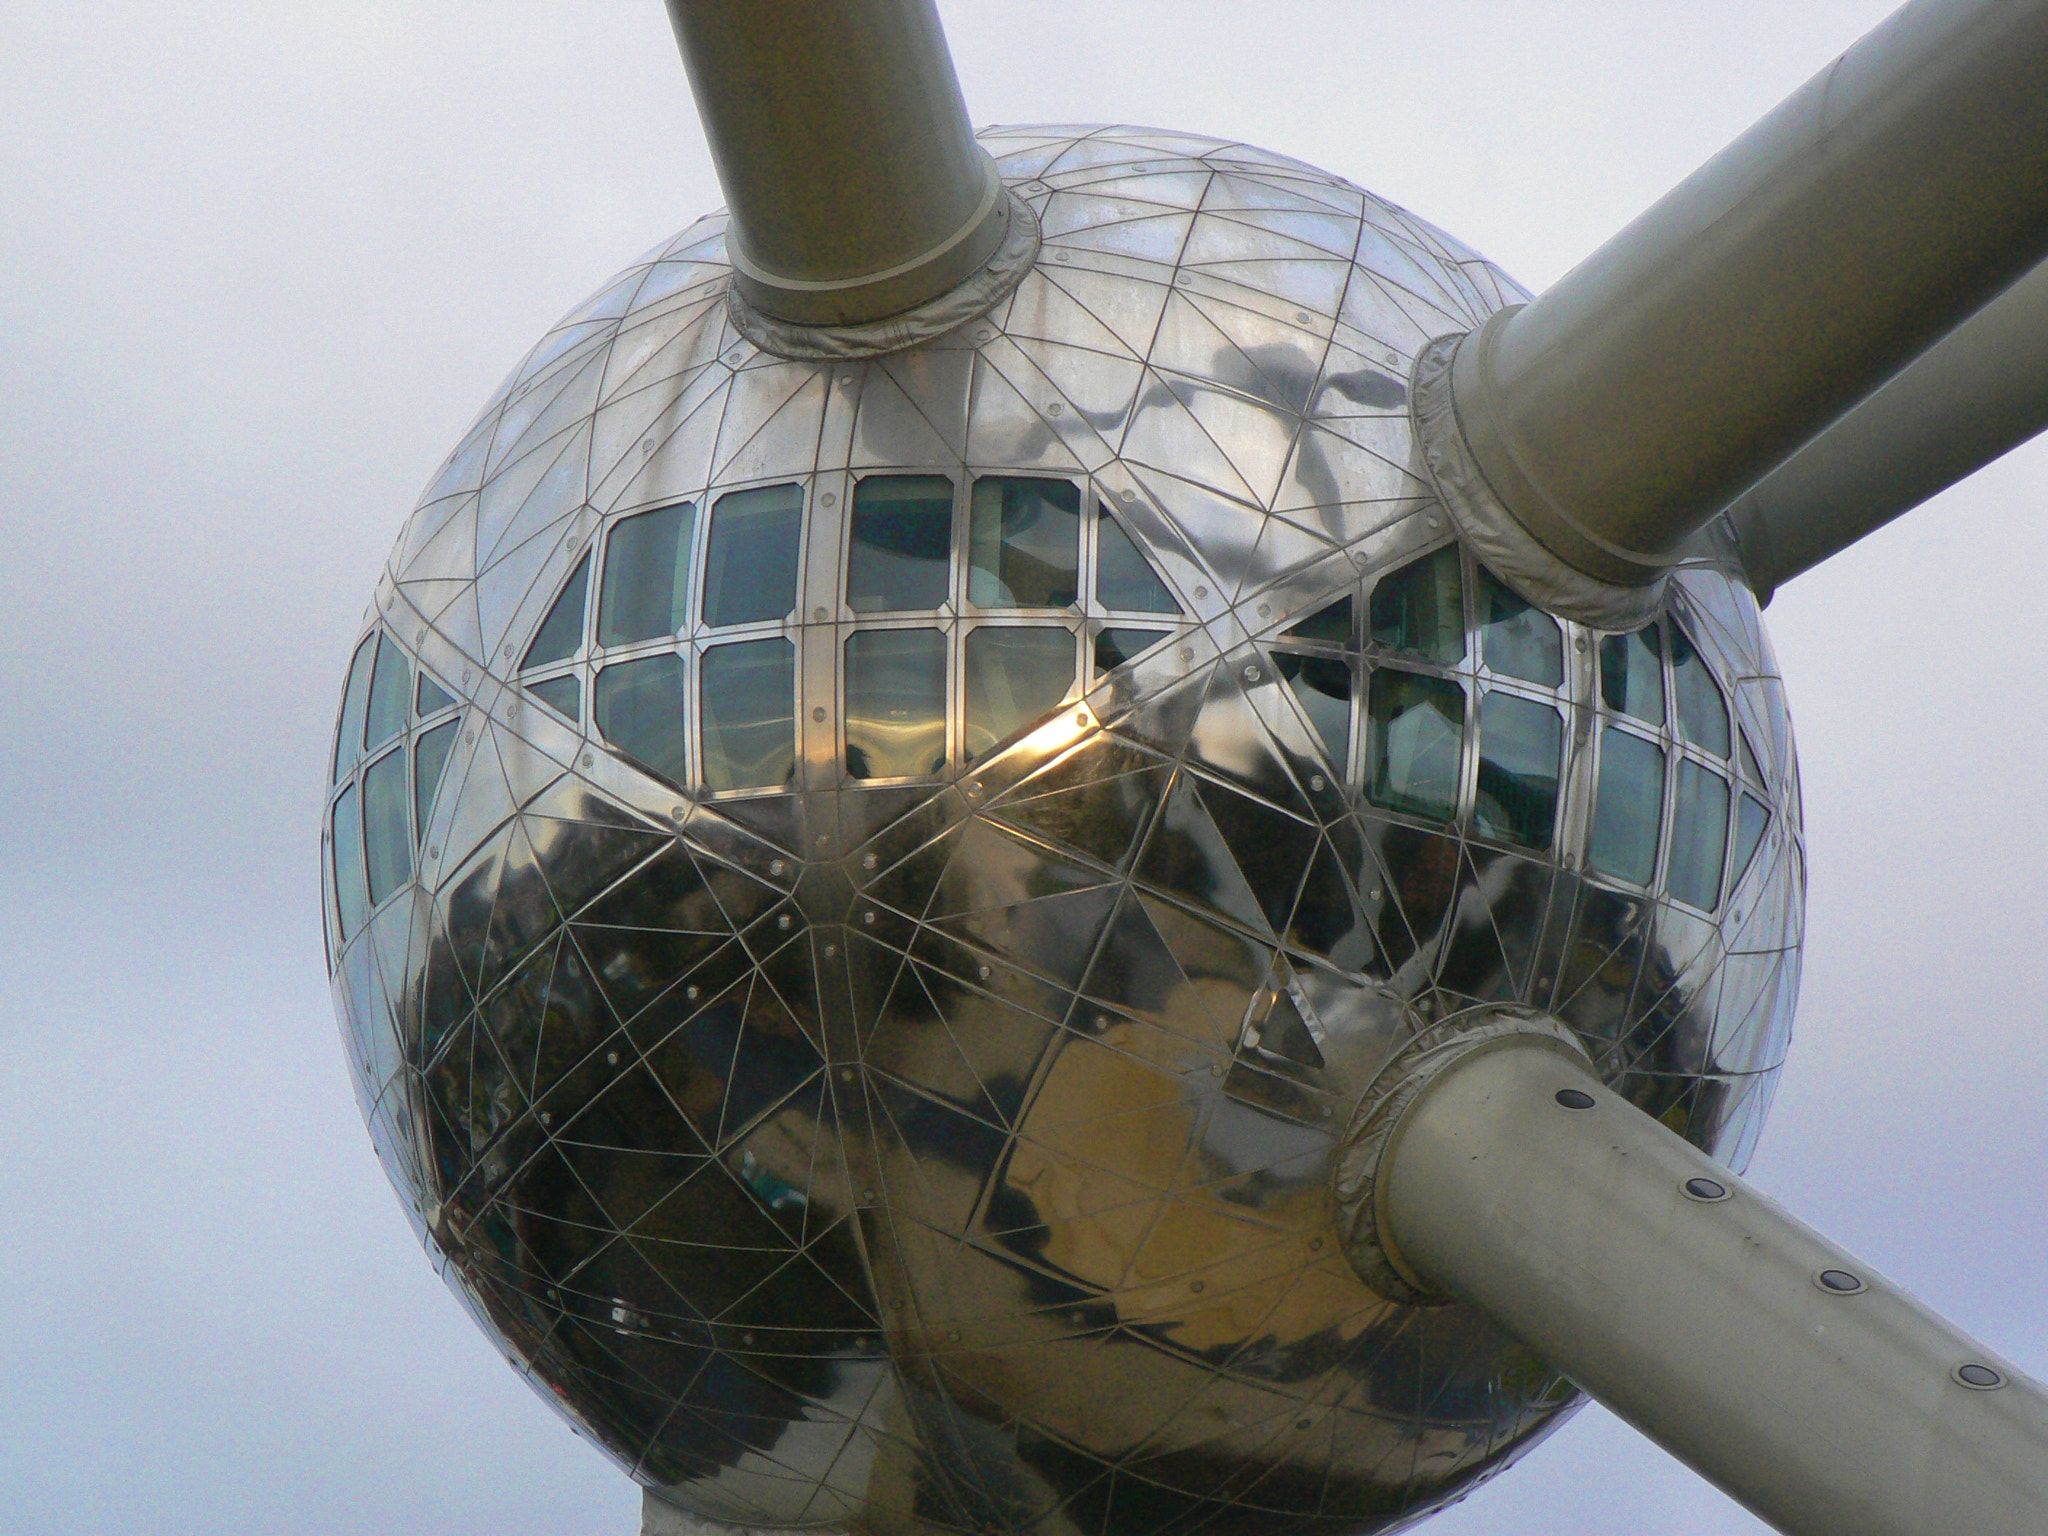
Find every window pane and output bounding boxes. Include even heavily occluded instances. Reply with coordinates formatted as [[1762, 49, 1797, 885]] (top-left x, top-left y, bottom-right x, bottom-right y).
[[527, 673, 582, 721], [1277, 652, 1352, 768], [700, 638, 796, 791], [1284, 595, 1351, 644], [1600, 626, 1664, 725], [845, 628, 946, 778], [1368, 670, 1464, 822], [363, 746, 414, 906], [595, 653, 689, 784], [364, 635, 411, 754], [1475, 691, 1563, 850], [849, 475, 953, 612], [969, 476, 1079, 608], [523, 553, 590, 669], [1476, 566, 1562, 685], [1731, 791, 1771, 890], [331, 784, 368, 942], [704, 483, 802, 627], [1589, 726, 1664, 885], [1370, 545, 1464, 664], [964, 627, 1075, 763], [1669, 759, 1731, 911], [1095, 627, 1170, 673], [333, 634, 377, 784], [1095, 506, 1181, 613], [413, 720, 457, 842], [599, 501, 695, 645], [1671, 622, 1731, 756], [416, 672, 457, 717]]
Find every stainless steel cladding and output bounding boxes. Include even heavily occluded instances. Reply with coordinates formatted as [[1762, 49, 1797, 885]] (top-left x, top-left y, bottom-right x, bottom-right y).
[[322, 128, 1804, 1536]]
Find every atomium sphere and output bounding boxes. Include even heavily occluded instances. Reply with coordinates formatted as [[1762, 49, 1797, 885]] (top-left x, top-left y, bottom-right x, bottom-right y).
[[324, 127, 1804, 1536]]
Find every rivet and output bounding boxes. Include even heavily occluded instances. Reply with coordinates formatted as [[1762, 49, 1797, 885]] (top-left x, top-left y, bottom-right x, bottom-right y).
[[839, 374, 856, 388], [1047, 402, 1063, 416], [863, 910, 876, 925], [822, 492, 837, 506], [817, 834, 829, 847], [769, 859, 786, 876], [641, 439, 656, 456], [975, 329, 993, 343], [1956, 1363, 2006, 1390], [427, 846, 439, 858], [462, 669, 472, 684], [1682, 1176, 1729, 1202], [1055, 250, 1072, 263], [1257, 603, 1271, 618], [1369, 888, 1382, 900], [1243, 664, 1260, 682], [813, 606, 829, 622], [862, 853, 878, 870], [1119, 488, 1135, 502], [978, 965, 991, 980], [1179, 646, 1195, 662], [502, 644, 514, 658], [727, 350, 744, 364], [415, 627, 426, 643], [1176, 271, 1193, 285], [539, 1111, 551, 1126], [777, 914, 792, 930], [1554, 1088, 1596, 1111], [1295, 311, 1312, 325], [1074, 711, 1089, 727], [1189, 1279, 1205, 1293], [823, 944, 837, 958], [841, 1069, 854, 1082], [671, 805, 688, 823], [1310, 775, 1325, 791], [742, 1332, 754, 1345], [1818, 1269, 1866, 1295], [1426, 514, 1442, 530], [580, 752, 593, 767], [686, 985, 699, 1000], [606, 1050, 619, 1066], [1574, 636, 1588, 653], [813, 706, 828, 722]]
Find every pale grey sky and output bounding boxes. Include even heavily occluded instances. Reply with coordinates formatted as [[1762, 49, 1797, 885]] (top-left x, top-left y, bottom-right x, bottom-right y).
[[1, 3, 2042, 1533]]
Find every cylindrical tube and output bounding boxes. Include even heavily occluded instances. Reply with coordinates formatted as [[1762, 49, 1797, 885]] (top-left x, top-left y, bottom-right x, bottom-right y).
[[1379, 1037, 2048, 1536], [1451, 0, 2048, 588], [663, 0, 1007, 326], [1728, 254, 2048, 602]]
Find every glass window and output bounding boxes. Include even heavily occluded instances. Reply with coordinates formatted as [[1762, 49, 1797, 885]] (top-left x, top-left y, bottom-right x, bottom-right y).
[[1671, 622, 1731, 756], [704, 483, 802, 627], [1474, 691, 1563, 850], [363, 746, 414, 907], [595, 653, 690, 785], [1476, 566, 1562, 686], [333, 634, 377, 784], [599, 501, 695, 645], [331, 784, 368, 943], [414, 719, 458, 842], [845, 628, 947, 779], [416, 672, 457, 717], [849, 474, 953, 612], [964, 627, 1075, 764], [523, 554, 590, 670], [364, 635, 411, 754], [1095, 506, 1181, 614], [1284, 595, 1351, 644], [527, 673, 581, 721], [1368, 670, 1464, 823], [1095, 627, 1171, 674], [1669, 759, 1731, 911], [700, 638, 796, 792], [1588, 726, 1665, 885], [1370, 545, 1464, 664], [1277, 652, 1352, 768], [969, 476, 1079, 608], [1731, 791, 1771, 890], [1600, 626, 1664, 725]]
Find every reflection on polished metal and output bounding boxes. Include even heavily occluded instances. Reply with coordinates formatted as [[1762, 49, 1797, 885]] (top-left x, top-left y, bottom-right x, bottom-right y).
[[1421, 0, 2048, 619], [322, 0, 2048, 1531], [1350, 1016, 2048, 1536], [324, 125, 1806, 1534]]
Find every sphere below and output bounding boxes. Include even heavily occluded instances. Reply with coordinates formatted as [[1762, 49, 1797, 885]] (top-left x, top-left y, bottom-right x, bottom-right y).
[[323, 125, 1804, 1536]]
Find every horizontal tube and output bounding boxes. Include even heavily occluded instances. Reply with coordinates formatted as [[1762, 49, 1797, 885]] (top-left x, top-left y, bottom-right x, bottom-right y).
[[1380, 1036, 2048, 1536], [1452, 0, 2048, 589], [663, 0, 1007, 326], [1728, 254, 2048, 602]]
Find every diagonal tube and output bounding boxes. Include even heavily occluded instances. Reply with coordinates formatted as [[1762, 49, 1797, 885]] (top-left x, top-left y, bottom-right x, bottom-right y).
[[1433, 0, 2048, 616]]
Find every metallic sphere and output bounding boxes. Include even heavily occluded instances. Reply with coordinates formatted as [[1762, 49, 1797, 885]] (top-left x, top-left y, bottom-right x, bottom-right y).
[[323, 127, 1804, 1535]]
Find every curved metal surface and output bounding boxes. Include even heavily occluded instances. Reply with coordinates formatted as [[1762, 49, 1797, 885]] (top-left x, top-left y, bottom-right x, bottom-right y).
[[324, 128, 1805, 1536]]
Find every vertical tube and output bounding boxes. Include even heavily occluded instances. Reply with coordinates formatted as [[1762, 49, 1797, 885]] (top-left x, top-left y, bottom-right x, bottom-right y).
[[664, 0, 1008, 326], [1377, 1036, 2048, 1536]]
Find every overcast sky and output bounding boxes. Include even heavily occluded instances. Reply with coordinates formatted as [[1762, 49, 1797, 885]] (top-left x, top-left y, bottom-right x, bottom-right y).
[[2, 3, 2043, 1533]]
